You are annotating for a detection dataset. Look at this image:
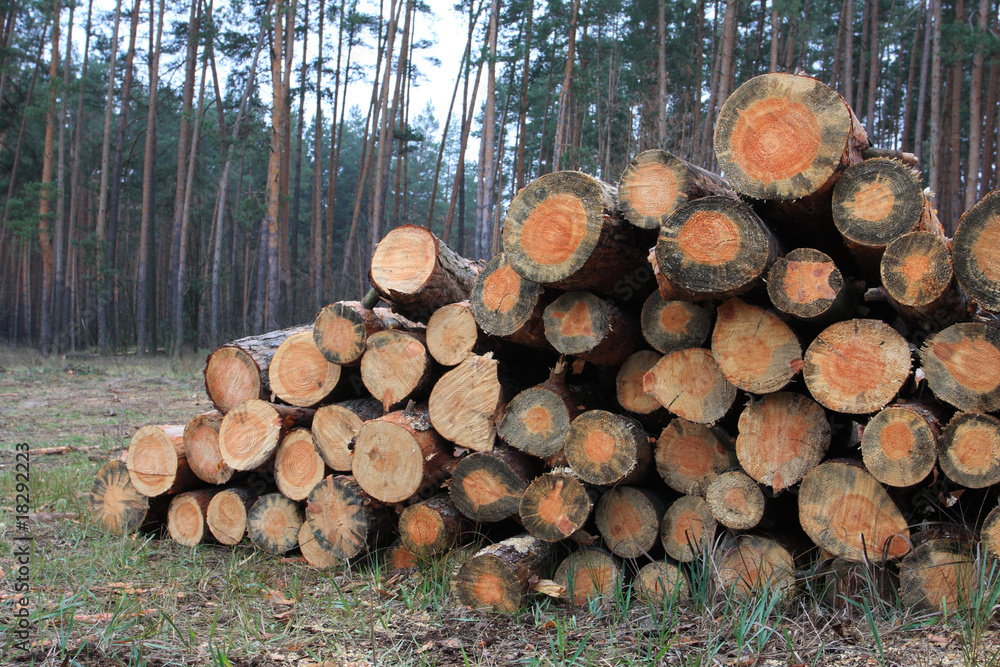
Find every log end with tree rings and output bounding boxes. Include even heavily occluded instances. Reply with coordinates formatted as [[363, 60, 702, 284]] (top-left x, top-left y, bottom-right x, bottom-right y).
[[206, 487, 255, 545], [218, 399, 283, 471], [803, 319, 911, 414], [385, 540, 419, 570], [298, 519, 338, 569], [640, 291, 713, 355], [498, 384, 575, 458], [705, 470, 766, 530], [167, 489, 216, 547], [449, 447, 536, 522], [428, 354, 503, 452], [369, 224, 440, 303], [311, 399, 383, 472], [832, 158, 927, 251], [519, 470, 594, 542], [542, 291, 638, 366], [798, 461, 910, 562], [634, 561, 690, 605], [426, 302, 480, 366], [920, 322, 1000, 412], [398, 494, 472, 557], [654, 418, 733, 496], [952, 189, 1000, 311], [454, 534, 555, 612], [860, 404, 938, 487], [616, 350, 666, 416], [203, 345, 264, 414], [268, 331, 342, 408], [594, 486, 666, 559], [643, 348, 737, 424], [126, 424, 187, 497], [938, 412, 1000, 489], [766, 248, 850, 323], [659, 495, 717, 563], [360, 330, 432, 411], [247, 492, 304, 555], [881, 231, 957, 308], [563, 410, 650, 486], [735, 392, 831, 493], [88, 459, 151, 535], [714, 72, 866, 201], [470, 252, 546, 343], [718, 534, 796, 597], [655, 197, 777, 299], [312, 301, 376, 367], [307, 475, 388, 560], [184, 411, 234, 485], [502, 170, 617, 286], [711, 297, 802, 394], [274, 428, 327, 501], [554, 548, 622, 606], [899, 538, 976, 613]]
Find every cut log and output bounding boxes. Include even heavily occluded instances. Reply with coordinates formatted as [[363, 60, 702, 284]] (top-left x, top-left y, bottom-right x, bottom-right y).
[[127, 425, 199, 497], [498, 363, 584, 459], [247, 492, 304, 555], [982, 503, 1000, 557], [88, 459, 154, 535], [705, 470, 767, 530], [268, 331, 344, 408], [428, 354, 504, 452], [654, 419, 733, 496], [714, 72, 868, 203], [313, 301, 422, 367], [654, 196, 780, 299], [206, 486, 257, 545], [352, 406, 455, 504], [948, 189, 1000, 311], [860, 402, 939, 487], [542, 291, 639, 366], [183, 411, 236, 485], [469, 252, 552, 350], [454, 533, 556, 612], [554, 548, 622, 606], [616, 350, 667, 417], [899, 538, 975, 613], [617, 148, 737, 230], [274, 429, 328, 501], [659, 495, 717, 563], [563, 410, 651, 486], [298, 519, 338, 569], [798, 461, 910, 562], [735, 392, 831, 493], [398, 494, 474, 557], [369, 224, 481, 320], [449, 445, 540, 522], [711, 298, 802, 394], [385, 540, 420, 570], [426, 301, 487, 366], [311, 398, 384, 472], [718, 534, 796, 597], [167, 488, 219, 547], [880, 231, 968, 331], [832, 157, 943, 271], [938, 412, 1000, 489], [306, 474, 394, 560], [634, 561, 690, 604], [203, 324, 311, 413], [766, 248, 856, 326], [803, 319, 911, 414], [640, 292, 713, 355], [502, 170, 647, 295], [594, 486, 667, 559], [218, 400, 315, 471], [920, 322, 1000, 412], [643, 348, 737, 424], [360, 330, 434, 410], [519, 468, 598, 542]]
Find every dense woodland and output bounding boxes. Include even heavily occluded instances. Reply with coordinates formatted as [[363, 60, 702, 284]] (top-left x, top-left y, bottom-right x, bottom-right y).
[[0, 0, 997, 355]]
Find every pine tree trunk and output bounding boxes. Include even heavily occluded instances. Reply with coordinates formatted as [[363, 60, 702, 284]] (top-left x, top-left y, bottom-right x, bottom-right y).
[[37, 1, 60, 356]]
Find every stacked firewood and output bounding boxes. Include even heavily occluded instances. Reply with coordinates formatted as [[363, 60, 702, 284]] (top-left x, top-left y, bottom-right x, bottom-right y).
[[88, 72, 1000, 613]]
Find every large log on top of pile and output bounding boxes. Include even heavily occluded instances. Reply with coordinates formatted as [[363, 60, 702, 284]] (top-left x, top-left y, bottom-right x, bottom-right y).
[[369, 224, 481, 320], [502, 170, 647, 295]]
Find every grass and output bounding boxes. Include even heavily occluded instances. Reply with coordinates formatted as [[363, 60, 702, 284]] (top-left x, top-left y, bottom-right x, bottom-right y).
[[0, 346, 998, 665]]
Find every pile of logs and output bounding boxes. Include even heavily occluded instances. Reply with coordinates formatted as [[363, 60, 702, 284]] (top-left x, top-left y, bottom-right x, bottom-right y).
[[89, 72, 1000, 614]]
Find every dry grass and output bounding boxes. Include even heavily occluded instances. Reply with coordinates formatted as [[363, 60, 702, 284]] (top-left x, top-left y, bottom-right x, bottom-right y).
[[0, 347, 996, 666]]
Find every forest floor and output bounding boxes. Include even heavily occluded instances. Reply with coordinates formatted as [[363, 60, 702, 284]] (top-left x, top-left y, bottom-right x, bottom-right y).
[[0, 347, 996, 667]]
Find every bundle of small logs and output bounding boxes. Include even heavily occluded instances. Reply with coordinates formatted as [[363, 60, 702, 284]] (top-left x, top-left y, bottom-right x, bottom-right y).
[[89, 72, 1000, 613]]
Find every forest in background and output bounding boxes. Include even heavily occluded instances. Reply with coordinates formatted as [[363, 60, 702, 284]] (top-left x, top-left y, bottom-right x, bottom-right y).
[[0, 0, 997, 355]]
